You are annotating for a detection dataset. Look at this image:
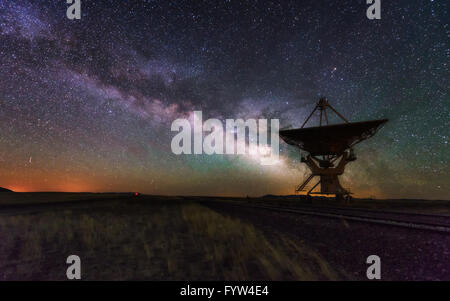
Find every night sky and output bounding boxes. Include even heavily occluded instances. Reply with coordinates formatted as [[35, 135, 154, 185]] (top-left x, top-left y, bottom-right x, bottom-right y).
[[0, 0, 448, 199]]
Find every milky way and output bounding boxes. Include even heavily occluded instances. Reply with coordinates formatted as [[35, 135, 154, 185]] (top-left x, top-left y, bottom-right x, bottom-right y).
[[0, 0, 448, 199]]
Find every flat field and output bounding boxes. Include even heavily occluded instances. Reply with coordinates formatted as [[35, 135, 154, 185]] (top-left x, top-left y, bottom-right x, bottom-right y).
[[0, 193, 448, 280]]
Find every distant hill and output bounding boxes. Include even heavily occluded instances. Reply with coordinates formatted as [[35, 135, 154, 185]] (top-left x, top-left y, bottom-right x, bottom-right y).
[[0, 187, 13, 192]]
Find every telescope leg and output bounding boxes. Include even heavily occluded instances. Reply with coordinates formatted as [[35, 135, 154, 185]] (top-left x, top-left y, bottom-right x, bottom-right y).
[[307, 180, 320, 195], [336, 193, 352, 204], [296, 174, 314, 193]]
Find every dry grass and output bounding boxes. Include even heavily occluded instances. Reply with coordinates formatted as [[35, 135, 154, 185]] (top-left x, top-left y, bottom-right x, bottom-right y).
[[0, 200, 337, 280], [181, 204, 337, 280]]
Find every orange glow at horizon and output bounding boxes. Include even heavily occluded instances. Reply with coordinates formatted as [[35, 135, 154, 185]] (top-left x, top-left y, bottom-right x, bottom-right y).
[[0, 172, 98, 193], [2, 173, 384, 198]]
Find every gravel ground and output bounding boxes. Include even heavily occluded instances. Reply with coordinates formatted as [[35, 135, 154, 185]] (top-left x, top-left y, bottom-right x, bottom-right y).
[[204, 201, 450, 280]]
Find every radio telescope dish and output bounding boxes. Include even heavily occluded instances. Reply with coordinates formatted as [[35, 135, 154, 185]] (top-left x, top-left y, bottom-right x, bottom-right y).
[[279, 98, 388, 201], [279, 119, 388, 156]]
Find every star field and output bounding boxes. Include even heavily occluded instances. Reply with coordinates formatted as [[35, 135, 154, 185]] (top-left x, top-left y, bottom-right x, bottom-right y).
[[0, 0, 448, 199]]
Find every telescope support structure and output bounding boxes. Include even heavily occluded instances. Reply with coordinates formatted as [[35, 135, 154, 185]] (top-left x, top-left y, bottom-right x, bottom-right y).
[[297, 150, 356, 200], [297, 98, 355, 200]]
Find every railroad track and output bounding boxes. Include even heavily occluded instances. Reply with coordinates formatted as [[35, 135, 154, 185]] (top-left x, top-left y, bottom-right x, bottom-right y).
[[206, 200, 450, 234]]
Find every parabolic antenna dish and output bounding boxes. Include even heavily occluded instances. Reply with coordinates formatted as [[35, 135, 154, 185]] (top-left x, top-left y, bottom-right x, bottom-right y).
[[279, 119, 388, 156]]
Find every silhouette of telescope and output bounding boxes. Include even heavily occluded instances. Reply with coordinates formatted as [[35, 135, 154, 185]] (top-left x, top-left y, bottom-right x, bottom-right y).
[[279, 119, 388, 156], [279, 98, 388, 201]]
